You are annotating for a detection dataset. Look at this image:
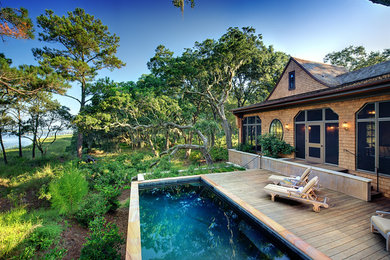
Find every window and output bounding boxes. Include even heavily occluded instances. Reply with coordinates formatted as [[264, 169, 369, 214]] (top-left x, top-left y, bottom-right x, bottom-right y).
[[242, 116, 261, 150], [269, 119, 283, 140], [294, 108, 339, 164], [288, 71, 295, 90], [357, 101, 390, 175]]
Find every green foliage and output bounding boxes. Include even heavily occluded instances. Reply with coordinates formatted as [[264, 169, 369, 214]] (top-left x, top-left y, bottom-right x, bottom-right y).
[[209, 146, 228, 161], [49, 167, 88, 215], [80, 217, 124, 260], [257, 134, 295, 158], [236, 143, 255, 153], [95, 185, 121, 213], [0, 208, 35, 258], [21, 224, 63, 259], [324, 45, 390, 71], [75, 192, 109, 227], [0, 208, 64, 259], [0, 7, 34, 40]]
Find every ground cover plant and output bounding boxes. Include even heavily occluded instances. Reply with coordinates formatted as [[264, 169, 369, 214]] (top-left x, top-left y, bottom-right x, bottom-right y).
[[0, 134, 244, 259]]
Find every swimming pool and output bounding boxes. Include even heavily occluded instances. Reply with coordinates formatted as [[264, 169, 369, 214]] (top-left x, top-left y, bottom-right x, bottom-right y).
[[139, 182, 297, 260]]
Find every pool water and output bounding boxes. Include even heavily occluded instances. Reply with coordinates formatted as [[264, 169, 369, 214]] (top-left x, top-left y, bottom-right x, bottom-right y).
[[139, 183, 291, 260]]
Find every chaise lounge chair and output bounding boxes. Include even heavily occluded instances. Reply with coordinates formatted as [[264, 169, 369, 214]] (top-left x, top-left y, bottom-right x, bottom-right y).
[[268, 167, 312, 187], [371, 211, 390, 251], [263, 176, 329, 212]]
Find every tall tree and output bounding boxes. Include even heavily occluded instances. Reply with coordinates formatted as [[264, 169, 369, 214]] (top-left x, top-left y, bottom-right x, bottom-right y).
[[151, 27, 265, 149], [324, 46, 390, 71], [0, 7, 34, 40], [33, 8, 125, 158], [0, 107, 13, 164]]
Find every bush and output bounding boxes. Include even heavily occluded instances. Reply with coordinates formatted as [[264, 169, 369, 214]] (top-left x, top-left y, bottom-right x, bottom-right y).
[[236, 143, 254, 153], [209, 146, 228, 161], [95, 185, 121, 213], [257, 134, 295, 158], [80, 217, 124, 260], [75, 193, 109, 227], [49, 167, 88, 215]]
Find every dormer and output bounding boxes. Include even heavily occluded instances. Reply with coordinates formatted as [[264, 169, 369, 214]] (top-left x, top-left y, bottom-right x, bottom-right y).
[[267, 57, 348, 101]]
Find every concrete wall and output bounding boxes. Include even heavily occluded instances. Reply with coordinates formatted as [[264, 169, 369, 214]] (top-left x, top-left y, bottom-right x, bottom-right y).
[[229, 149, 372, 201]]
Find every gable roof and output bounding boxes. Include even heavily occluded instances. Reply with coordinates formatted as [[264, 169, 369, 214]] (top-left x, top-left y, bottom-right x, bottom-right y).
[[233, 58, 390, 115], [293, 57, 348, 86]]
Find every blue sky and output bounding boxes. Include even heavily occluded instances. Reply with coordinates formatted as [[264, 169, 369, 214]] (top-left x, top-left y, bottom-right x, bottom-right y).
[[1, 0, 389, 114]]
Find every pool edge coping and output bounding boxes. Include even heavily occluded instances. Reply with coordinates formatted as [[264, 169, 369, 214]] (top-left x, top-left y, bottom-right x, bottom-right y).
[[125, 173, 331, 260]]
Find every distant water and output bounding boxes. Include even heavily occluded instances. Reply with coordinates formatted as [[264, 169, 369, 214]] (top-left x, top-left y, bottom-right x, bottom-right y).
[[1, 131, 73, 150]]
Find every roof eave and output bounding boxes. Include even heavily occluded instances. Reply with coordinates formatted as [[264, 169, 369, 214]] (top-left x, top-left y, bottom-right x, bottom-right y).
[[232, 77, 390, 115]]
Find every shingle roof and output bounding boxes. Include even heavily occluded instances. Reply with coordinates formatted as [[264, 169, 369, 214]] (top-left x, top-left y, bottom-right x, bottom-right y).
[[293, 58, 348, 86], [293, 58, 390, 87], [336, 60, 390, 85], [232, 58, 390, 115]]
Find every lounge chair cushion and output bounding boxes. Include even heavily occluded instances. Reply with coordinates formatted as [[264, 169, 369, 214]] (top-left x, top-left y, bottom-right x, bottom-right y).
[[372, 215, 390, 234]]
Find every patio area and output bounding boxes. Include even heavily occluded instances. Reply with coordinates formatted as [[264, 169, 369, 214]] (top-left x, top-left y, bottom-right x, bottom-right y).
[[204, 169, 390, 259]]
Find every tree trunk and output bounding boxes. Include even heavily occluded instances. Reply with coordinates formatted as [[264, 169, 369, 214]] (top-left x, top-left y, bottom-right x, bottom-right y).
[[217, 104, 233, 149], [165, 130, 170, 150], [18, 110, 22, 157], [32, 116, 38, 159], [77, 132, 83, 158], [77, 81, 86, 159], [201, 147, 213, 165], [186, 132, 193, 158], [0, 129, 8, 164]]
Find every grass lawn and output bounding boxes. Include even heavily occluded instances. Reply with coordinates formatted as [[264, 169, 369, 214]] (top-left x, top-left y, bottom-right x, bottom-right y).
[[0, 135, 244, 259]]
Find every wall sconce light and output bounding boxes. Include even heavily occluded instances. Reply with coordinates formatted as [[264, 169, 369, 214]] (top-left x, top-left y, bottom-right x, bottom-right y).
[[285, 124, 290, 130], [342, 122, 349, 131]]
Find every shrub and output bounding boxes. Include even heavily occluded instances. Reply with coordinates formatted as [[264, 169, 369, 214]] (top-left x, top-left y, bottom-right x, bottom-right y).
[[75, 193, 109, 227], [236, 143, 254, 153], [49, 167, 88, 215], [95, 185, 121, 213], [80, 217, 124, 260], [209, 146, 228, 161], [257, 134, 295, 158]]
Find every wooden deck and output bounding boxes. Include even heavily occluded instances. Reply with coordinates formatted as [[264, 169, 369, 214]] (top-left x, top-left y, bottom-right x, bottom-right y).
[[206, 169, 390, 260]]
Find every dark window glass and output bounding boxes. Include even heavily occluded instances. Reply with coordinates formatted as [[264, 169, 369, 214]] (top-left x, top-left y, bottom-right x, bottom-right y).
[[379, 121, 390, 175], [357, 122, 375, 172], [289, 71, 295, 90], [379, 102, 390, 118], [325, 123, 339, 165], [308, 125, 321, 144], [358, 103, 375, 119], [269, 119, 283, 140], [256, 125, 261, 143], [307, 109, 322, 121], [242, 116, 261, 150], [325, 108, 339, 121], [309, 147, 321, 158], [242, 125, 247, 144], [295, 124, 305, 159], [295, 111, 305, 122]]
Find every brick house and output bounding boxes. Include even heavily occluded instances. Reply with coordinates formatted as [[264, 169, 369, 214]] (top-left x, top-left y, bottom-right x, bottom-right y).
[[231, 57, 390, 196]]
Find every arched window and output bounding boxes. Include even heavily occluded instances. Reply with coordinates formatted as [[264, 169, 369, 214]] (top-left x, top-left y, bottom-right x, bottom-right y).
[[242, 116, 261, 149], [357, 101, 390, 175], [269, 119, 283, 140]]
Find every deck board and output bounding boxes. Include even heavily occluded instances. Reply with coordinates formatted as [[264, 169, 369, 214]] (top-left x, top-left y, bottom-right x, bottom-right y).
[[206, 169, 390, 259]]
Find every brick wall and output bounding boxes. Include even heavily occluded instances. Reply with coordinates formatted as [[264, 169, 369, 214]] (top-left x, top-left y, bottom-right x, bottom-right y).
[[237, 94, 390, 197], [268, 59, 328, 101]]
